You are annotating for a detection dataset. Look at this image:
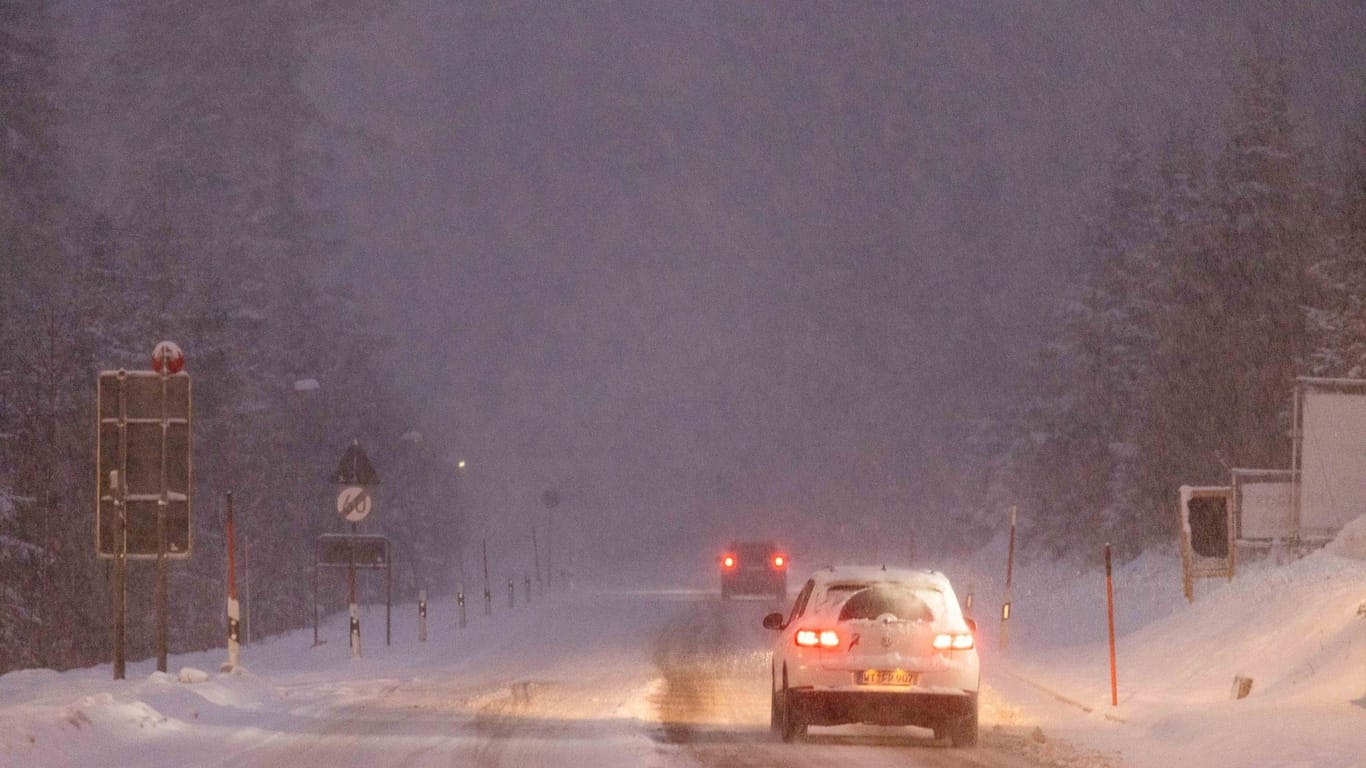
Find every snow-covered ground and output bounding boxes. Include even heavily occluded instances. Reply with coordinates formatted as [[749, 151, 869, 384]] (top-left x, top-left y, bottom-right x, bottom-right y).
[[1, 520, 1363, 767], [958, 514, 1366, 768]]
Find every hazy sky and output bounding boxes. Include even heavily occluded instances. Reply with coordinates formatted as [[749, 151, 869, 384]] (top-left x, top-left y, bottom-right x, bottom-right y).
[[303, 1, 1366, 571]]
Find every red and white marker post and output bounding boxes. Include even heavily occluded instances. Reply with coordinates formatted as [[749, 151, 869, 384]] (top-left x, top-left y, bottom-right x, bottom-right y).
[[224, 492, 241, 672]]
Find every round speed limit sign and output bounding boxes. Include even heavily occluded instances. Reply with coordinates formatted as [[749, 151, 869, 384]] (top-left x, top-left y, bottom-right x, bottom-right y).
[[336, 486, 372, 522]]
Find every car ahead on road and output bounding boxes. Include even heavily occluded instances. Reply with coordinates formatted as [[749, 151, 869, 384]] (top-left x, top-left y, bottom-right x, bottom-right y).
[[762, 565, 979, 746], [719, 540, 788, 600]]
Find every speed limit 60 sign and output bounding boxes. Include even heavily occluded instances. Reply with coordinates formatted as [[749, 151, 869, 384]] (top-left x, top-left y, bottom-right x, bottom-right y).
[[337, 486, 372, 522]]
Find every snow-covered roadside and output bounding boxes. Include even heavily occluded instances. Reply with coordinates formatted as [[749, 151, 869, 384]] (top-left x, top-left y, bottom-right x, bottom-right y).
[[0, 589, 669, 767], [1, 521, 1363, 767], [965, 518, 1366, 768]]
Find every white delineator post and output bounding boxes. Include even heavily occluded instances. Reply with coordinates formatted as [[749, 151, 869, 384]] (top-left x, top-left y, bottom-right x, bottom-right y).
[[418, 589, 428, 643]]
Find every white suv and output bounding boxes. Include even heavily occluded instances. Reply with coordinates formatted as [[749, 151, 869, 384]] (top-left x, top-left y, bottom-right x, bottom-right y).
[[762, 565, 980, 746]]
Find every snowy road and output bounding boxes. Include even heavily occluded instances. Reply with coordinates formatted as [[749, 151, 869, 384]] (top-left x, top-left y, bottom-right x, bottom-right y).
[[173, 590, 1094, 768], [8, 544, 1364, 767]]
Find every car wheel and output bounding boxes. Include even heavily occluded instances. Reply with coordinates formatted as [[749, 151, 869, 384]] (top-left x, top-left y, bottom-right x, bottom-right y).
[[770, 688, 781, 734], [779, 665, 806, 742], [769, 662, 781, 734], [948, 693, 978, 748]]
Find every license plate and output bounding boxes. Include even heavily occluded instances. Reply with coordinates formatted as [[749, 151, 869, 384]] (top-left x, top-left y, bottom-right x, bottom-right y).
[[858, 669, 918, 686]]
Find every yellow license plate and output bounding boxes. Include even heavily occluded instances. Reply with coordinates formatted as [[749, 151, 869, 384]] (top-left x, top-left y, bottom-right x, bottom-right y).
[[859, 669, 918, 686]]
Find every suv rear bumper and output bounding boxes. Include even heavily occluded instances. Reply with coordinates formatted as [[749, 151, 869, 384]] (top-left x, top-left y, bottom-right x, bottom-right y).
[[785, 687, 975, 728]]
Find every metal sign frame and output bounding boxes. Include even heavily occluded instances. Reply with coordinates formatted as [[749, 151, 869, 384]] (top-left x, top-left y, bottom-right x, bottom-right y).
[[1178, 485, 1235, 601], [96, 370, 193, 560], [316, 533, 390, 568], [313, 533, 392, 647], [1230, 467, 1294, 543]]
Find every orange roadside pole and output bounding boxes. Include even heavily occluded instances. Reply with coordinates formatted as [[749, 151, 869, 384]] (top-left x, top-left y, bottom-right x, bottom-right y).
[[1105, 542, 1118, 707]]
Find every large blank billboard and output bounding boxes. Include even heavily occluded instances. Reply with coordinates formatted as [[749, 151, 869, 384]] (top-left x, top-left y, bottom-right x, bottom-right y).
[[1296, 381, 1366, 538]]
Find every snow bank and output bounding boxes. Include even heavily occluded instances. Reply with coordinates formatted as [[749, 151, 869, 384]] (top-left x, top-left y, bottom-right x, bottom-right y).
[[993, 540, 1366, 768], [1324, 513, 1366, 560], [175, 668, 208, 684]]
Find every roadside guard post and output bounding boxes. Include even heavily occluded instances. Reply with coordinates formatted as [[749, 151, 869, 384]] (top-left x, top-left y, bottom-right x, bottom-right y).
[[224, 491, 240, 672], [1000, 505, 1016, 651]]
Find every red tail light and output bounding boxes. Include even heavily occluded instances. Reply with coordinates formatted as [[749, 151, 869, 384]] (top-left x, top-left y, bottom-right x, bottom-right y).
[[772, 555, 786, 568], [795, 629, 840, 649], [722, 554, 736, 569]]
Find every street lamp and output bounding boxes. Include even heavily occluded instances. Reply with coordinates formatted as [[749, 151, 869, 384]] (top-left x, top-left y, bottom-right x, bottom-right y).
[[292, 377, 322, 647]]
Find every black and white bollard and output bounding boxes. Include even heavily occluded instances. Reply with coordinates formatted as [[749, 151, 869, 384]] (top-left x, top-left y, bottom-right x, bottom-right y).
[[418, 589, 427, 643], [457, 590, 467, 629]]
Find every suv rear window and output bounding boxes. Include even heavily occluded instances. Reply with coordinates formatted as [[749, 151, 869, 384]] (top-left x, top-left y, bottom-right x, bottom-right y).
[[836, 585, 942, 623]]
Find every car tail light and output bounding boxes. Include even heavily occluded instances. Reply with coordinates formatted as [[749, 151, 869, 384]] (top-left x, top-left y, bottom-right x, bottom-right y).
[[933, 632, 975, 651], [795, 629, 840, 649], [722, 554, 736, 569], [772, 555, 785, 568]]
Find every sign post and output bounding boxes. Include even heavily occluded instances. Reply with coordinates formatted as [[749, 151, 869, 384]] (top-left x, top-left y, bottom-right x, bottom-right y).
[[338, 486, 371, 659], [96, 342, 192, 680], [331, 440, 379, 659], [313, 533, 391, 651], [542, 490, 560, 590]]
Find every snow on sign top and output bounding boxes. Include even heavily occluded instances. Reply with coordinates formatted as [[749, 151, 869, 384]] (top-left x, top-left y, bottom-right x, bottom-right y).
[[333, 442, 379, 485], [151, 341, 184, 374]]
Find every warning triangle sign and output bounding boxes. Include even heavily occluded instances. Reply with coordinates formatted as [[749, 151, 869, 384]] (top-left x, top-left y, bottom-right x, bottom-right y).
[[334, 442, 380, 485]]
